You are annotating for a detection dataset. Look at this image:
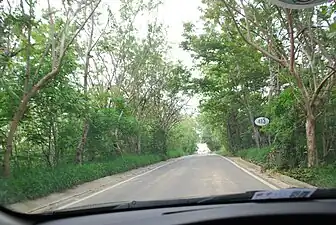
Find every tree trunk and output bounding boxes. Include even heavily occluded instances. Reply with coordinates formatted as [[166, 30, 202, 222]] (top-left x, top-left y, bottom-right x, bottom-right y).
[[76, 121, 89, 164], [247, 109, 260, 148], [113, 129, 122, 155], [226, 117, 233, 151], [75, 7, 94, 163], [3, 92, 31, 177], [306, 113, 318, 167], [137, 134, 141, 153], [253, 126, 260, 149], [243, 90, 260, 149], [3, 120, 18, 177]]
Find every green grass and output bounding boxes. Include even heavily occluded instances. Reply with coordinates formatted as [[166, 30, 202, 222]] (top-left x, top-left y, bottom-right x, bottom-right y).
[[282, 165, 336, 188], [215, 146, 233, 157], [236, 147, 273, 167], [0, 154, 168, 205], [166, 149, 186, 158], [236, 147, 336, 188]]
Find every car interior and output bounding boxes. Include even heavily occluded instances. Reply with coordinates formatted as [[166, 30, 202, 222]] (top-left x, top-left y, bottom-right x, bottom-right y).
[[1, 197, 336, 225]]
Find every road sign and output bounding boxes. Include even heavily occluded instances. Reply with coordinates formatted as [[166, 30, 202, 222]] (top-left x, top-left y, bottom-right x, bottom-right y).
[[254, 117, 270, 126], [267, 0, 328, 9]]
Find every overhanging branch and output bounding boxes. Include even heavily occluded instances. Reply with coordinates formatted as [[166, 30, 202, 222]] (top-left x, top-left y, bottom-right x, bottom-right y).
[[311, 70, 336, 107], [219, 0, 285, 66]]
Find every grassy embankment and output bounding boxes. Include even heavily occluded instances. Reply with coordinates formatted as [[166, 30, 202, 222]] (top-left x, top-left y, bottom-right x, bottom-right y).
[[0, 150, 186, 205], [234, 148, 336, 188]]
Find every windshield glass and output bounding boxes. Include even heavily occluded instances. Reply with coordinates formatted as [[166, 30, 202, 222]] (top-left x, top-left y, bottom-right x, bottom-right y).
[[1, 0, 335, 214]]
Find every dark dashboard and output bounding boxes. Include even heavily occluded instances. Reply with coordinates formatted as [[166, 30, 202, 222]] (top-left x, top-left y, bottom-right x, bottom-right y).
[[35, 200, 336, 225]]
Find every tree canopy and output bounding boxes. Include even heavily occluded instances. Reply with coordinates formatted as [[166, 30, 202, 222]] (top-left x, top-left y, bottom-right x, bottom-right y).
[[183, 0, 336, 169], [0, 0, 198, 180]]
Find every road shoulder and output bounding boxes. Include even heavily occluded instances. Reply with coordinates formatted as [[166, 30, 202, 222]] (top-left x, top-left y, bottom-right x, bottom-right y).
[[227, 157, 315, 189]]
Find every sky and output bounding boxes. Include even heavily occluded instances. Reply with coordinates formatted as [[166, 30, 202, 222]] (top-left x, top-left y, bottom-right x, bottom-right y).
[[5, 0, 204, 114], [156, 0, 203, 65], [150, 0, 204, 114], [131, 0, 204, 114]]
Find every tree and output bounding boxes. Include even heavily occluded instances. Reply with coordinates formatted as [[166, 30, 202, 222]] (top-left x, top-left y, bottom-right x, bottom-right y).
[[183, 0, 336, 167], [0, 0, 197, 183], [3, 0, 102, 176]]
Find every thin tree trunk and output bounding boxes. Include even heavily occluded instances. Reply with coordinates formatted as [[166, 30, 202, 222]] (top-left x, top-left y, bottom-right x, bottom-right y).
[[306, 113, 317, 167], [4, 91, 33, 177], [226, 117, 233, 151], [76, 121, 89, 164], [267, 53, 274, 147], [52, 121, 59, 165], [322, 112, 327, 158], [75, 4, 95, 163], [137, 134, 141, 153], [246, 106, 260, 148], [253, 126, 260, 149]]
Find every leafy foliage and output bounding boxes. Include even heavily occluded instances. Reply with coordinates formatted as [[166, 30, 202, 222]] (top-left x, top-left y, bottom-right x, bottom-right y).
[[183, 0, 336, 185], [0, 0, 199, 204]]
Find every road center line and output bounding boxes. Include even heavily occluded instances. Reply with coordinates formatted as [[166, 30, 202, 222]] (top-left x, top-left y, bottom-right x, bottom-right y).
[[57, 157, 185, 210]]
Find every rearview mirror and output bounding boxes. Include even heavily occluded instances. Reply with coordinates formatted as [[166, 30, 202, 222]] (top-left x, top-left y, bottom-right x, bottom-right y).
[[267, 0, 329, 9]]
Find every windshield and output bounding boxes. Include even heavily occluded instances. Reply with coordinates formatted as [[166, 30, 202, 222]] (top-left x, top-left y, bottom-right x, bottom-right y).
[[1, 0, 335, 214]]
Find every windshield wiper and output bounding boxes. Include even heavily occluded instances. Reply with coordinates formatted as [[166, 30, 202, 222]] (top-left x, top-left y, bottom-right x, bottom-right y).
[[43, 192, 255, 216], [44, 188, 336, 217], [42, 201, 129, 215]]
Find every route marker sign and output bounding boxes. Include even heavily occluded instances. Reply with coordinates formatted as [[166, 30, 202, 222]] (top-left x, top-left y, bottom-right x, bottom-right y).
[[254, 117, 270, 127]]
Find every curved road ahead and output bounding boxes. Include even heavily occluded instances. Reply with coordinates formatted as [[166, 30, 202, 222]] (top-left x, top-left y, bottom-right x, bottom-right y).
[[64, 154, 273, 209]]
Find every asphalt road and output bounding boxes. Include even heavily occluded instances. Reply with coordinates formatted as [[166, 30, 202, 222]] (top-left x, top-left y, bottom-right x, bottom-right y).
[[66, 154, 273, 208]]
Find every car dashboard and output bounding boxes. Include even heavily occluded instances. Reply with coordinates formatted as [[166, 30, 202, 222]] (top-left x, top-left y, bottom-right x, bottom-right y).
[[30, 200, 336, 225]]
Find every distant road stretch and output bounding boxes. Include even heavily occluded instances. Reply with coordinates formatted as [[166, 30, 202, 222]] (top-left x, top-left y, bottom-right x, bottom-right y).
[[62, 154, 273, 209]]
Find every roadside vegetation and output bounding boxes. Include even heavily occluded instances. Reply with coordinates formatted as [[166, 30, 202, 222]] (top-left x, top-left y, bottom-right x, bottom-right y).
[[0, 0, 198, 205], [236, 148, 336, 188], [1, 0, 335, 207], [183, 1, 336, 187]]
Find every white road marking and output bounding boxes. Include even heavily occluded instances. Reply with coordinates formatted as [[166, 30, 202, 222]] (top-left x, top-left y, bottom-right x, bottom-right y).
[[218, 155, 278, 190], [57, 157, 185, 210]]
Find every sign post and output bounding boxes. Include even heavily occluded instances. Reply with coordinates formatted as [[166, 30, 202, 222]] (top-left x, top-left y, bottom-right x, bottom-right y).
[[254, 117, 270, 127], [254, 117, 270, 147]]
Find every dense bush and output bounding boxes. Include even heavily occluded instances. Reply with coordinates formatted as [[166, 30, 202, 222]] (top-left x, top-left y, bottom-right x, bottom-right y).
[[236, 148, 273, 167], [282, 165, 336, 188], [237, 148, 336, 188], [166, 149, 186, 158]]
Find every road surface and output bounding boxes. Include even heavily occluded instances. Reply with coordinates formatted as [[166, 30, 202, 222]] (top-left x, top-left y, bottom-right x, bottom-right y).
[[66, 154, 273, 209]]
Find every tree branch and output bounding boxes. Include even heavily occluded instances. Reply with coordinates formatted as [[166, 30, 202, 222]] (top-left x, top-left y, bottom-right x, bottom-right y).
[[311, 70, 336, 107], [60, 0, 102, 63], [220, 0, 285, 66], [286, 9, 309, 101]]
